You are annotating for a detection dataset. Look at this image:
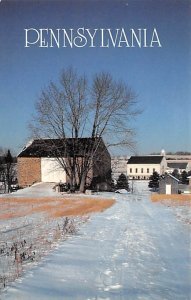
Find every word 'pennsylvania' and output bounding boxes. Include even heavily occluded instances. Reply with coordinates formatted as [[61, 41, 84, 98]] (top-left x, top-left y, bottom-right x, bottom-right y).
[[24, 28, 162, 48]]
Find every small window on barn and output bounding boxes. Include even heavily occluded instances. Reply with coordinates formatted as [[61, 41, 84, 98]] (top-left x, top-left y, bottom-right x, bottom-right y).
[[130, 168, 132, 173], [136, 168, 138, 173], [147, 168, 149, 173], [141, 168, 143, 173]]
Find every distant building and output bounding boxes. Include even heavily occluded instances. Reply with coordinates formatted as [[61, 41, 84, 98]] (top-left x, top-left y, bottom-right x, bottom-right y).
[[112, 151, 191, 182], [166, 162, 190, 174], [165, 154, 191, 161], [159, 174, 179, 194], [17, 138, 111, 188], [127, 156, 166, 180]]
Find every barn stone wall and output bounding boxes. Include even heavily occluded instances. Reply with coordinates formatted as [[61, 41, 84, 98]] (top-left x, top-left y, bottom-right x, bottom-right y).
[[17, 157, 41, 188]]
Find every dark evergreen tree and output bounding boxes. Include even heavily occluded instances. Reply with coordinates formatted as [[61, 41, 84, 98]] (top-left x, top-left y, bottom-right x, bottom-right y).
[[116, 173, 129, 190], [171, 169, 180, 180], [148, 171, 159, 190], [5, 150, 14, 193], [181, 171, 188, 184]]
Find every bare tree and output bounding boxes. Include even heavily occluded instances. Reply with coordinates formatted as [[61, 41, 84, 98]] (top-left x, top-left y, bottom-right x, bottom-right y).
[[30, 67, 139, 192], [0, 150, 16, 193]]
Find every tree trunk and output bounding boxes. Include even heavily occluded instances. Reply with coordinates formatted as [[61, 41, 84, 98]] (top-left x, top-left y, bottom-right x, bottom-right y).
[[79, 172, 87, 193]]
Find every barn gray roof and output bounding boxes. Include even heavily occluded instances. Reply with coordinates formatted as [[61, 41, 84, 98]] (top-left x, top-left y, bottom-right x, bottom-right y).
[[127, 156, 164, 164], [18, 138, 107, 158]]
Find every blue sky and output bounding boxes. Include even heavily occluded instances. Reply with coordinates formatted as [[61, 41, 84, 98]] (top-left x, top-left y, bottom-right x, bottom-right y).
[[0, 0, 190, 155]]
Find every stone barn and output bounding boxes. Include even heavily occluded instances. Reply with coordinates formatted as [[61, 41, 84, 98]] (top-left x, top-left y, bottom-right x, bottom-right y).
[[17, 138, 111, 188], [159, 174, 179, 194]]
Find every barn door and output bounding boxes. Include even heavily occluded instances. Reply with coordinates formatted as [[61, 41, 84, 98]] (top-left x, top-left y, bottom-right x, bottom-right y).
[[166, 184, 171, 195]]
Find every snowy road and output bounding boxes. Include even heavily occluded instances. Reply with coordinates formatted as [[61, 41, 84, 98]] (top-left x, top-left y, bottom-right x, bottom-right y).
[[2, 182, 191, 300]]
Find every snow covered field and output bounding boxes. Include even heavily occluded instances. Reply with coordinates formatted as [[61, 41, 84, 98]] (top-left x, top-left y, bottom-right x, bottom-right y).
[[1, 181, 191, 299]]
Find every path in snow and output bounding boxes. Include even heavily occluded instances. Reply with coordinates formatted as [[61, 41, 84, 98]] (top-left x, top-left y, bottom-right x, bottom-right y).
[[2, 182, 191, 300]]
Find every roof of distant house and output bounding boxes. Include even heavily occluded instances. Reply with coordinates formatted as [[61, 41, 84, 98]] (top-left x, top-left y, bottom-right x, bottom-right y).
[[160, 173, 180, 182], [167, 162, 188, 169], [127, 156, 164, 164], [18, 138, 107, 158]]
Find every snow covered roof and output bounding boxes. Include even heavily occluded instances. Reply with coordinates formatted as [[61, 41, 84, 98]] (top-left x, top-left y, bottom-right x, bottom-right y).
[[167, 174, 180, 182], [160, 173, 180, 182], [127, 156, 164, 164]]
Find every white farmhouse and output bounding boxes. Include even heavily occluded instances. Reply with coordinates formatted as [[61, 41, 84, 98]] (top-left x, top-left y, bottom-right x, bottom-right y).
[[127, 156, 167, 180]]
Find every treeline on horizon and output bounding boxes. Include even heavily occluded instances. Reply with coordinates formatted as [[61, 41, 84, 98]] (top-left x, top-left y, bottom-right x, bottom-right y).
[[150, 151, 191, 155]]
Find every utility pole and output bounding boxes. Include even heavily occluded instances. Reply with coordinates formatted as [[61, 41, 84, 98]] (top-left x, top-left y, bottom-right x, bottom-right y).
[[131, 178, 134, 194]]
